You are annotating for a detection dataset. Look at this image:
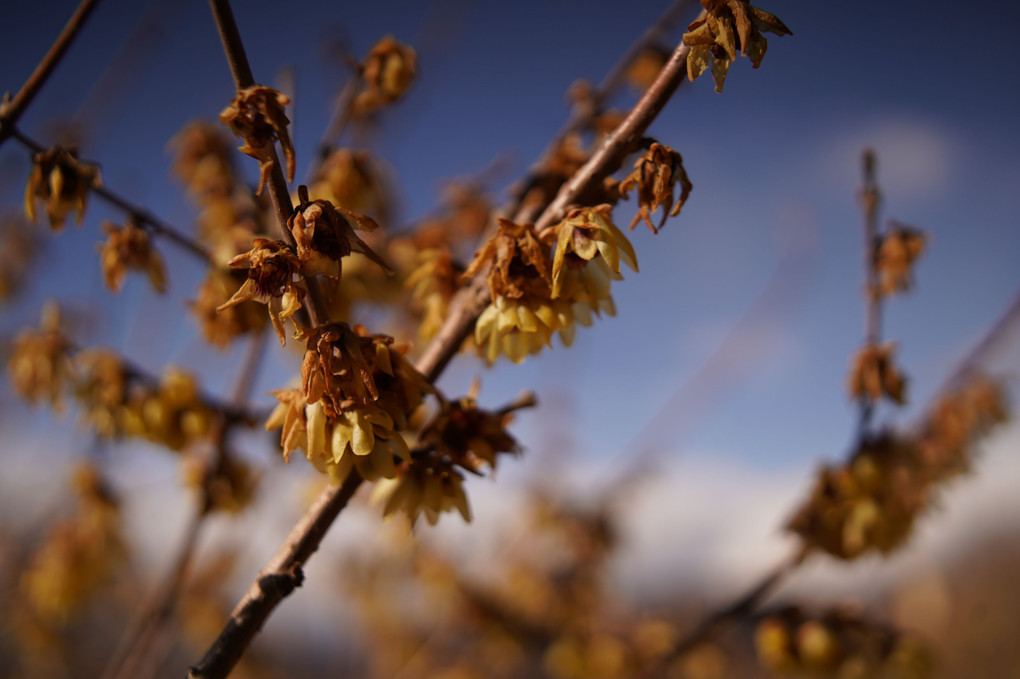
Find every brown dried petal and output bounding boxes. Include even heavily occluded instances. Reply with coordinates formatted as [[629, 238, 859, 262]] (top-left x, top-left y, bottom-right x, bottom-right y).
[[219, 86, 294, 195]]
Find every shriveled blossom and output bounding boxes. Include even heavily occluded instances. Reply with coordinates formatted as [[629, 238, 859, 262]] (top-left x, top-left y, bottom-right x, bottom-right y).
[[190, 269, 267, 348], [288, 192, 391, 281], [619, 142, 692, 233], [24, 147, 101, 230], [219, 85, 295, 195], [267, 324, 431, 484], [7, 302, 72, 410], [218, 238, 305, 346], [98, 220, 168, 293], [354, 36, 418, 115], [20, 465, 126, 626], [419, 393, 523, 474], [875, 223, 926, 296], [847, 342, 906, 405], [683, 0, 792, 92], [465, 219, 559, 363]]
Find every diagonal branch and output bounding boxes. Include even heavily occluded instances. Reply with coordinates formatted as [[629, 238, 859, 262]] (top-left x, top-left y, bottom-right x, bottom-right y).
[[0, 0, 101, 147]]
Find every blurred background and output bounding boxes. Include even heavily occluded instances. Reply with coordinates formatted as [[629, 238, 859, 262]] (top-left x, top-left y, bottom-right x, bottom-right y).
[[1, 0, 1019, 677]]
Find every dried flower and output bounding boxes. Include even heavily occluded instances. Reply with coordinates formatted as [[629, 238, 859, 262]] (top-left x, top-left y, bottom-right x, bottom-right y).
[[288, 193, 391, 281], [8, 302, 72, 410], [683, 0, 792, 92], [875, 223, 926, 296], [219, 85, 295, 195], [847, 342, 906, 405], [182, 448, 257, 514], [0, 215, 39, 301], [98, 220, 168, 293], [218, 238, 305, 346], [619, 143, 692, 232], [419, 394, 521, 473], [169, 121, 237, 199], [354, 36, 418, 115], [24, 147, 101, 230]]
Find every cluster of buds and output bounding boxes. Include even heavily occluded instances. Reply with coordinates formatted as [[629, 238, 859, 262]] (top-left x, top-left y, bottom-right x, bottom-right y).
[[219, 85, 295, 195], [23, 146, 101, 230], [683, 0, 792, 92], [789, 375, 1009, 559], [19, 465, 126, 626], [98, 220, 168, 294], [468, 207, 638, 363], [267, 323, 431, 485], [353, 36, 418, 116], [755, 606, 931, 678], [373, 392, 524, 525]]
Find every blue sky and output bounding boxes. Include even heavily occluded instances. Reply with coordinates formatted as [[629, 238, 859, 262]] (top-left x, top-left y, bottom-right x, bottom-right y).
[[2, 0, 1019, 483]]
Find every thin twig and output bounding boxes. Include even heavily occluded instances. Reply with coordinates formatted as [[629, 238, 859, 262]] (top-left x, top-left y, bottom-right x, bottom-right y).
[[10, 127, 215, 265], [855, 148, 882, 439], [103, 329, 270, 679], [0, 0, 101, 147]]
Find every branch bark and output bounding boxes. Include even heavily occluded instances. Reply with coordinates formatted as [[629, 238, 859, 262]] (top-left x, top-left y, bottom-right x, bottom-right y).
[[0, 0, 101, 147]]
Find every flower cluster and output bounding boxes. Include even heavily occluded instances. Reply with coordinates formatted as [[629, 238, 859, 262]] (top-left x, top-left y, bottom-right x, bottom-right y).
[[468, 209, 638, 364], [267, 323, 431, 485], [788, 375, 1009, 559], [20, 465, 126, 626], [219, 85, 295, 195], [683, 0, 792, 92], [98, 220, 167, 294], [24, 146, 101, 230], [353, 36, 418, 115], [7, 302, 72, 410], [619, 142, 692, 233], [755, 606, 931, 678]]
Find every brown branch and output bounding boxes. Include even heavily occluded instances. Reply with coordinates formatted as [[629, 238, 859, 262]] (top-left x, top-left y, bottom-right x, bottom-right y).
[[0, 0, 101, 147], [856, 148, 883, 438]]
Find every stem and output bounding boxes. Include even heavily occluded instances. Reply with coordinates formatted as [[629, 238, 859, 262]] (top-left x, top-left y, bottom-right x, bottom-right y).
[[856, 148, 882, 439], [0, 0, 101, 147], [208, 0, 330, 326], [659, 546, 807, 665]]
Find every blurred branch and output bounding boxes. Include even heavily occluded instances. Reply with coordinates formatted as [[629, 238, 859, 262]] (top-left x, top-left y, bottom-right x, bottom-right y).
[[856, 148, 883, 439], [10, 127, 215, 264], [0, 0, 101, 147], [102, 329, 269, 679]]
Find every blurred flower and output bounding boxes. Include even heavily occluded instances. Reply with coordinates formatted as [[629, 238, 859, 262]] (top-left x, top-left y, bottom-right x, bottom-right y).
[[875, 222, 926, 296], [354, 36, 418, 115], [848, 341, 906, 405], [190, 269, 268, 348], [7, 302, 72, 411], [98, 220, 168, 293], [24, 147, 100, 230]]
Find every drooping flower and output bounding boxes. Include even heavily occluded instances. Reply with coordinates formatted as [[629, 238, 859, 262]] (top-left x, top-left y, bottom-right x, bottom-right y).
[[619, 143, 692, 233], [288, 193, 391, 281], [683, 0, 792, 92], [98, 220, 168, 294], [354, 36, 418, 115], [24, 147, 101, 230], [550, 205, 638, 299], [847, 342, 906, 405], [406, 246, 465, 342], [219, 85, 295, 195], [874, 223, 926, 297], [8, 302, 72, 411], [217, 238, 305, 346]]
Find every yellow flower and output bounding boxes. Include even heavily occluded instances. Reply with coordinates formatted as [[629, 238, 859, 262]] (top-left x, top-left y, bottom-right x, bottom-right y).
[[24, 147, 100, 230], [550, 205, 637, 298]]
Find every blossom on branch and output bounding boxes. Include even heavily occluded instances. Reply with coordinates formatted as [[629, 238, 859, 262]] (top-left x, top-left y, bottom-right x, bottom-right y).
[[219, 85, 295, 195]]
